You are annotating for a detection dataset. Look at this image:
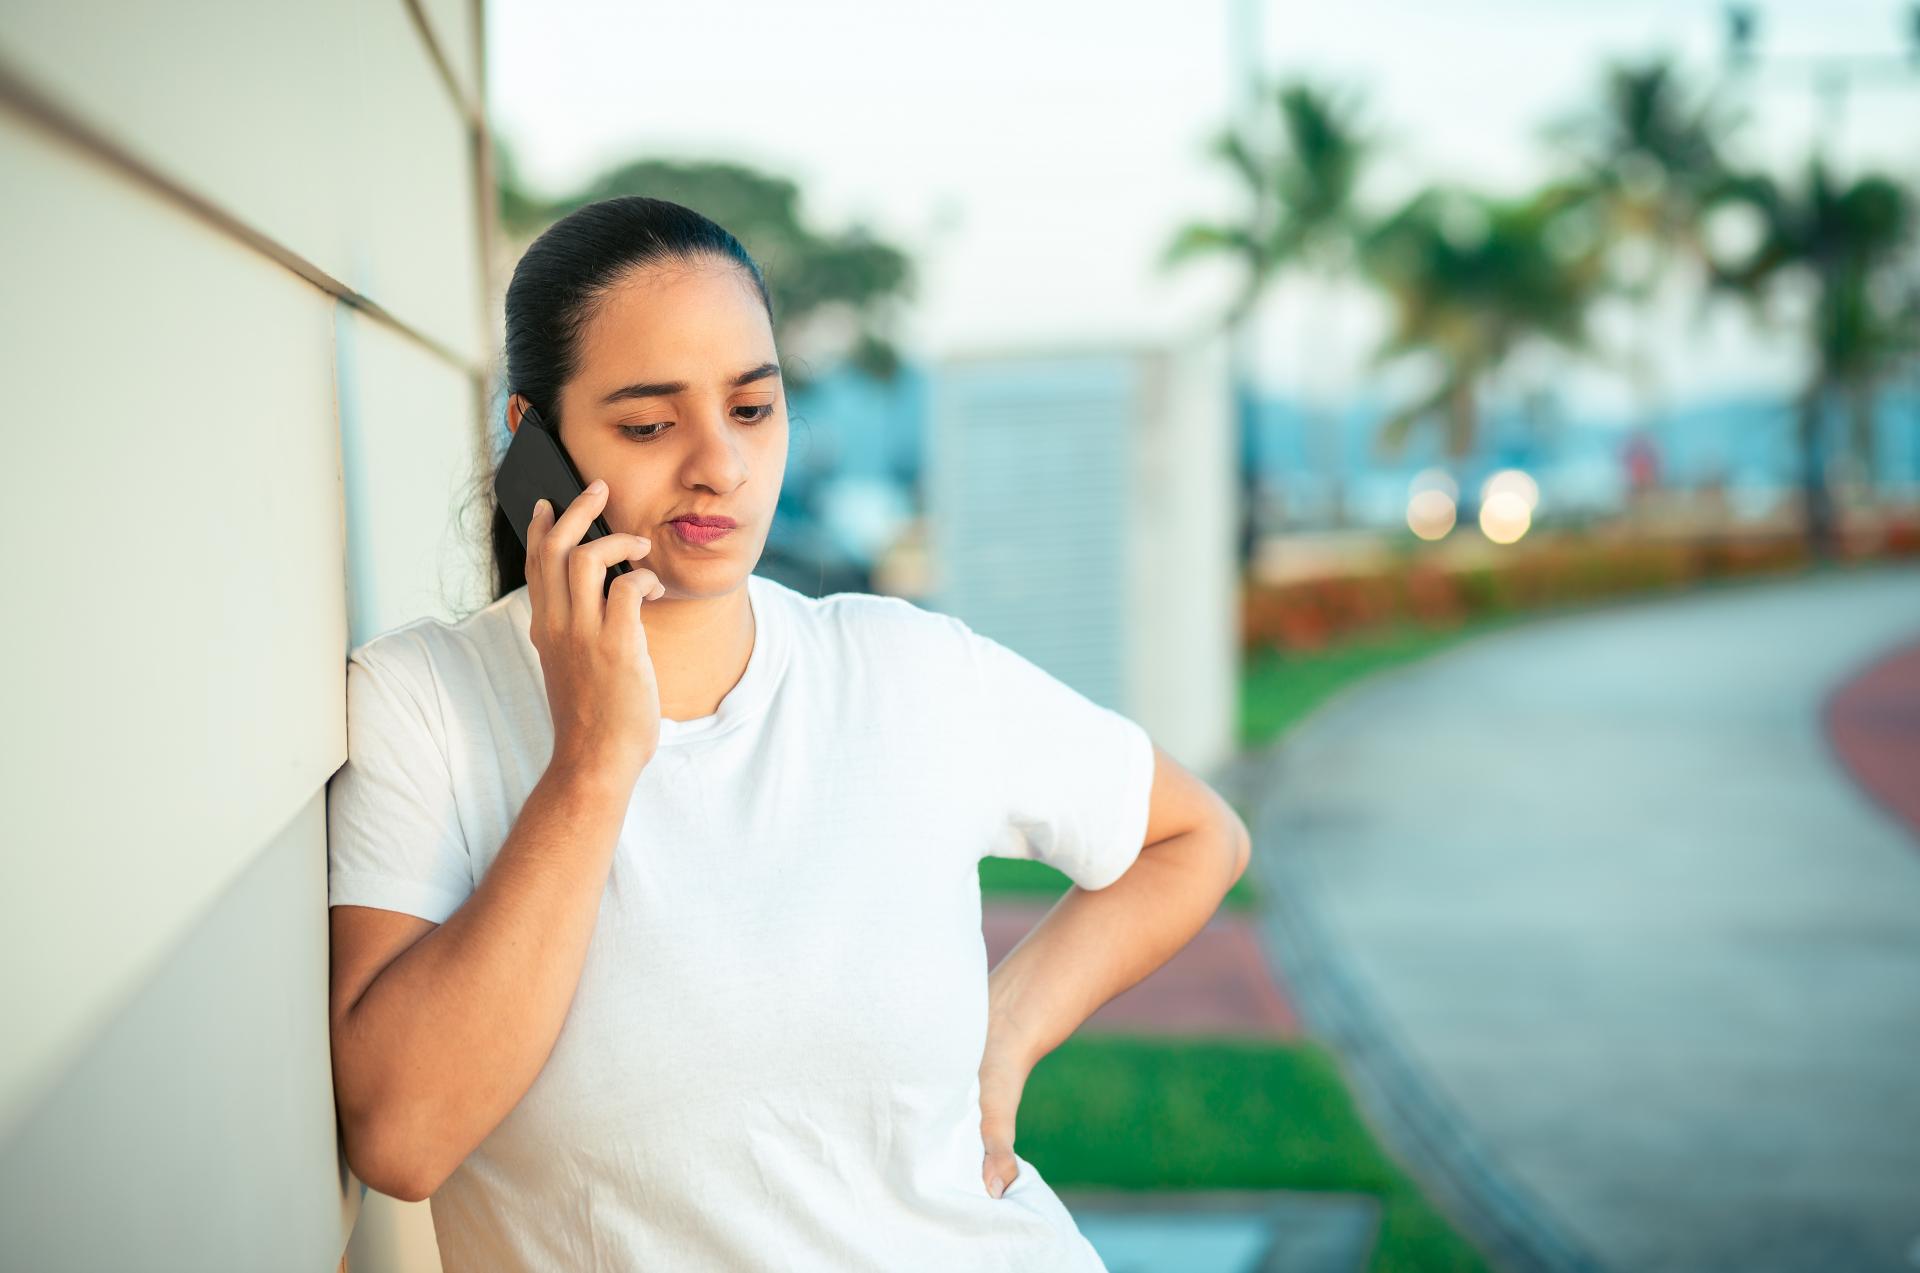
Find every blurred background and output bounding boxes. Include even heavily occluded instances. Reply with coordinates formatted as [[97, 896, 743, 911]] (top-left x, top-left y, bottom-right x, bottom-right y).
[[2, 1, 1917, 1271]]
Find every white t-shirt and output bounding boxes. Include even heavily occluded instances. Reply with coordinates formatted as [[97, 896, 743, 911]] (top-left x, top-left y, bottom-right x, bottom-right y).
[[326, 571, 1156, 1272]]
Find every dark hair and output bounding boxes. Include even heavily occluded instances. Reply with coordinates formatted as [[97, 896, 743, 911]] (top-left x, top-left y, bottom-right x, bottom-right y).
[[477, 197, 775, 602]]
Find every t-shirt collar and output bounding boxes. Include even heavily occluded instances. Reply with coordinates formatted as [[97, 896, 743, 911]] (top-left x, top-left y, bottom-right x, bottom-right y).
[[509, 572, 789, 748]]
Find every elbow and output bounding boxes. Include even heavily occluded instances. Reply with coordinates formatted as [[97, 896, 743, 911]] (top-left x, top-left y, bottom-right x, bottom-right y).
[[340, 1098, 446, 1204], [341, 1113, 415, 1202], [1224, 811, 1252, 887], [387, 1175, 440, 1206], [334, 1021, 451, 1203], [345, 1119, 441, 1204]]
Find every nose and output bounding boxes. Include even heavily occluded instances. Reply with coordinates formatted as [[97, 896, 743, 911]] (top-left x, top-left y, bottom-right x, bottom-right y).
[[679, 406, 751, 494]]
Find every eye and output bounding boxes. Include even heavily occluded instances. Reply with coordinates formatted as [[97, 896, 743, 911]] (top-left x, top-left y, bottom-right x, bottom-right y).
[[616, 403, 775, 442]]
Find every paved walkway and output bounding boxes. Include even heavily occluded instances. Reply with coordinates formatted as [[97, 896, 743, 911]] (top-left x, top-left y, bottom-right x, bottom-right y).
[[1241, 565, 1920, 1273], [1827, 634, 1920, 840]]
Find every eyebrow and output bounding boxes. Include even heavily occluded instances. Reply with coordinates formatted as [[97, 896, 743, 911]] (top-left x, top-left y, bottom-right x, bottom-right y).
[[597, 361, 781, 406]]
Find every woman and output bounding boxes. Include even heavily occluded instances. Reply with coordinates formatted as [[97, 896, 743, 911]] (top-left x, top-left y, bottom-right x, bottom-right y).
[[326, 196, 1251, 1271]]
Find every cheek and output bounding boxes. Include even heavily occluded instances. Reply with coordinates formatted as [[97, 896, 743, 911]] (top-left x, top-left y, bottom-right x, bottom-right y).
[[603, 486, 659, 533], [759, 428, 790, 479]]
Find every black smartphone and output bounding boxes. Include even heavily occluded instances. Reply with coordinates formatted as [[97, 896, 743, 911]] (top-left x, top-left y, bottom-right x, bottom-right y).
[[495, 404, 635, 598]]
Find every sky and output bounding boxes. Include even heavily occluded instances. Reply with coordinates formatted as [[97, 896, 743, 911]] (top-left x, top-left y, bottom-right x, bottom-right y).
[[486, 0, 1920, 415]]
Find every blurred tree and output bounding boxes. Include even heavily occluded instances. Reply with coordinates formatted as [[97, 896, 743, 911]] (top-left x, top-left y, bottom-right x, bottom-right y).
[[1551, 57, 1739, 283], [1707, 160, 1918, 557], [1360, 184, 1609, 460], [1547, 57, 1744, 433], [1164, 78, 1373, 549], [492, 133, 547, 243], [1167, 80, 1373, 320], [494, 136, 916, 395]]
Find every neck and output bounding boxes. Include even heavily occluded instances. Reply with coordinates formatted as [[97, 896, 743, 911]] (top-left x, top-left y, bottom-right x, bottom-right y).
[[639, 580, 756, 723]]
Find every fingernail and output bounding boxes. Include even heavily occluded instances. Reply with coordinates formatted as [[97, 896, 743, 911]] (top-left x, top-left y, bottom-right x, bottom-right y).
[[589, 478, 606, 494], [989, 1176, 1005, 1198], [533, 499, 547, 517]]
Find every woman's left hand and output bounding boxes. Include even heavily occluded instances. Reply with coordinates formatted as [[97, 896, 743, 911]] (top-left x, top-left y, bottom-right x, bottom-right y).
[[978, 1027, 1035, 1199]]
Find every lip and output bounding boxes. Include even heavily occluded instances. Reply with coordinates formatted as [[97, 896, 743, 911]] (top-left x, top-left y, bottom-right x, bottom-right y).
[[669, 518, 736, 546]]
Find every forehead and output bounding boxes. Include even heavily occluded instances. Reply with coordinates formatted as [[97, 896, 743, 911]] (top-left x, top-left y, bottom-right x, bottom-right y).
[[574, 260, 773, 383]]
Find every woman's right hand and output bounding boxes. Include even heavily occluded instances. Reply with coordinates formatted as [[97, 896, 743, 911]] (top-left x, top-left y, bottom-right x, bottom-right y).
[[525, 478, 663, 786]]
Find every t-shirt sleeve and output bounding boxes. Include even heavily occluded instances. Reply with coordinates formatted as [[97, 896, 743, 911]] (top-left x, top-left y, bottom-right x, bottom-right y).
[[960, 624, 1158, 891], [326, 641, 475, 924]]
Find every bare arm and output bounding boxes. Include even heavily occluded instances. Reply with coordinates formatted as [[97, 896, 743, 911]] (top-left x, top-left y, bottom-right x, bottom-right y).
[[985, 742, 1251, 1068], [329, 751, 634, 1202], [331, 474, 665, 1201]]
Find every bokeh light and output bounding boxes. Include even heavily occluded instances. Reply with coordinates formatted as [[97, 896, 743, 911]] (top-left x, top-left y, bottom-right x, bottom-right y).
[[1407, 489, 1457, 540], [1410, 468, 1459, 502], [1481, 468, 1540, 512], [1479, 490, 1533, 543]]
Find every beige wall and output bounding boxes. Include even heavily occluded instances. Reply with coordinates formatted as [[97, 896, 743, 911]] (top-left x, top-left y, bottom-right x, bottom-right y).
[[0, 2, 495, 1268]]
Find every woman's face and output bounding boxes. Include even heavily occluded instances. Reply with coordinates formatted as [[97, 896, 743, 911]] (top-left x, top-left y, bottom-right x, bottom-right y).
[[520, 257, 788, 600]]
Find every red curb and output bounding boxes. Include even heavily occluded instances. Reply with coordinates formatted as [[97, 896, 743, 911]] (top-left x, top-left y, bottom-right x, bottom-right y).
[[982, 900, 1302, 1039], [1825, 636, 1920, 844]]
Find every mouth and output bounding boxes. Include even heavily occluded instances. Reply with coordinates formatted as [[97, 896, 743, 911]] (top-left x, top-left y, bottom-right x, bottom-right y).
[[668, 517, 736, 546]]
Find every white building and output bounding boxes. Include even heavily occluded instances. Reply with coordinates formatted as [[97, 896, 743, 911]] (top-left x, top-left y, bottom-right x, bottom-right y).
[[926, 333, 1240, 780], [0, 4, 493, 1270]]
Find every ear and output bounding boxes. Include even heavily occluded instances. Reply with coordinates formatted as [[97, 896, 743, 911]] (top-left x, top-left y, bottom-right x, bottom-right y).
[[506, 393, 527, 434]]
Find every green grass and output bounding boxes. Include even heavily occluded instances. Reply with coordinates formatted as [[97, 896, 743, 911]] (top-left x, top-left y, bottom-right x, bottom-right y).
[[1018, 1035, 1492, 1273], [978, 855, 1263, 908], [1238, 612, 1542, 752]]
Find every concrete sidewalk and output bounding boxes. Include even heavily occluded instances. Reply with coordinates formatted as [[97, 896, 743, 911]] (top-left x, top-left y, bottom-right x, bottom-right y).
[[1237, 565, 1920, 1273]]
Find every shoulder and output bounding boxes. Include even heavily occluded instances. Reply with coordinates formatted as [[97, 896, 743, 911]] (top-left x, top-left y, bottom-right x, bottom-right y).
[[345, 590, 521, 702], [770, 579, 976, 672], [347, 620, 436, 687], [810, 586, 969, 643]]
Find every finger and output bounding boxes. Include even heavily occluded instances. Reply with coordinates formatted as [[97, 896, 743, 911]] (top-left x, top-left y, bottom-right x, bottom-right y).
[[541, 479, 609, 634], [573, 531, 653, 576], [587, 533, 656, 622], [568, 529, 654, 635], [541, 478, 608, 570], [524, 498, 567, 635], [603, 565, 664, 644], [533, 485, 600, 634], [553, 476, 610, 547], [983, 1150, 1018, 1199], [982, 1134, 1018, 1199]]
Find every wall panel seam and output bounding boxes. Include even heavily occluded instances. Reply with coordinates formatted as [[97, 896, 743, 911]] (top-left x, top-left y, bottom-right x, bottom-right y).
[[0, 51, 482, 380], [467, 0, 505, 457], [402, 0, 484, 130]]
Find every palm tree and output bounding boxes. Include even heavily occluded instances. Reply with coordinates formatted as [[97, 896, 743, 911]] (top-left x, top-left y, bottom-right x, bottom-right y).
[[1548, 57, 1742, 433], [1163, 78, 1372, 561], [1360, 183, 1609, 462], [1552, 57, 1737, 271], [1708, 159, 1918, 558]]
